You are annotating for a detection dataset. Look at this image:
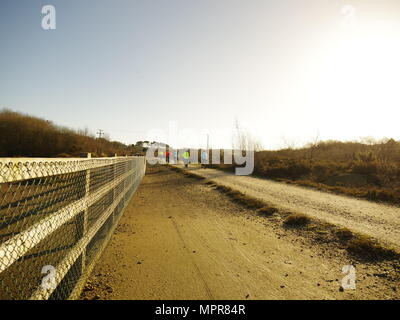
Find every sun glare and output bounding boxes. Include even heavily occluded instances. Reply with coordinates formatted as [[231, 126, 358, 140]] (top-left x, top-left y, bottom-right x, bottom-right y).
[[314, 20, 400, 140]]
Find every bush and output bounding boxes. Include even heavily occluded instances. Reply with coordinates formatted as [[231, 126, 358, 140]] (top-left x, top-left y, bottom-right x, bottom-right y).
[[351, 161, 378, 175], [366, 189, 397, 202], [257, 159, 311, 180]]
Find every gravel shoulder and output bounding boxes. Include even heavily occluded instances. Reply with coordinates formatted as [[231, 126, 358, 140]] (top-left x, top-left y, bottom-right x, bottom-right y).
[[80, 166, 399, 300]]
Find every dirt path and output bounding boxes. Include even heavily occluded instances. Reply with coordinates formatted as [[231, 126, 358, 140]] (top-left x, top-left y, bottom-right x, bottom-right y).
[[80, 166, 398, 300], [183, 166, 400, 252]]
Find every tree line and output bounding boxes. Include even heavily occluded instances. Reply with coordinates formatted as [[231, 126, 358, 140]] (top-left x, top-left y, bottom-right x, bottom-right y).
[[0, 109, 145, 157]]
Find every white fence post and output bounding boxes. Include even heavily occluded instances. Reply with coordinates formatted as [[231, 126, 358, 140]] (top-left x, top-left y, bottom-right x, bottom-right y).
[[81, 153, 91, 273], [113, 154, 117, 222]]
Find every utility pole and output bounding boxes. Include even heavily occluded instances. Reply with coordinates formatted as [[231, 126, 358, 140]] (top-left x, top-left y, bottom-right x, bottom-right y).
[[97, 129, 104, 139], [207, 134, 209, 151]]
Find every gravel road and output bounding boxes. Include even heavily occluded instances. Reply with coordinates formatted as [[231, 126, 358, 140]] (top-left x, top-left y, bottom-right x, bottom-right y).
[[185, 166, 400, 252], [80, 166, 399, 300]]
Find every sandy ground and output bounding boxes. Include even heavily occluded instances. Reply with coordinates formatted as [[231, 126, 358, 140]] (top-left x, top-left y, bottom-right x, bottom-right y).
[[80, 165, 399, 300], [182, 166, 400, 252]]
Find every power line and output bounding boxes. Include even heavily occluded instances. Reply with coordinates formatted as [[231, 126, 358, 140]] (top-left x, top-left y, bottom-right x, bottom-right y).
[[97, 129, 104, 139]]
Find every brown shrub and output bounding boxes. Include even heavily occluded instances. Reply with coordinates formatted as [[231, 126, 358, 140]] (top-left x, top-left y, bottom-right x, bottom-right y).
[[366, 189, 397, 202], [351, 161, 378, 175]]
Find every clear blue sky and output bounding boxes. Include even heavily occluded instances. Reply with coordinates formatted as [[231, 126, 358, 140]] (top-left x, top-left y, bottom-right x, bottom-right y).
[[1, 0, 400, 149]]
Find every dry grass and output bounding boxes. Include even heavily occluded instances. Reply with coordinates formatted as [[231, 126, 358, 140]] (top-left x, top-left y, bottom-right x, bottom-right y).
[[257, 206, 278, 216], [169, 166, 206, 180], [183, 171, 206, 180], [335, 228, 354, 241], [210, 139, 400, 205], [283, 213, 311, 227], [346, 235, 398, 261], [169, 166, 264, 210], [212, 184, 265, 209]]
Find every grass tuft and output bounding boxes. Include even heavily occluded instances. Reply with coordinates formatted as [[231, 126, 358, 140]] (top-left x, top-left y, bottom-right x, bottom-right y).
[[257, 206, 278, 216], [183, 171, 206, 180], [346, 235, 398, 261], [335, 228, 354, 241], [211, 184, 265, 209], [227, 192, 264, 209], [169, 165, 206, 180], [284, 213, 310, 227]]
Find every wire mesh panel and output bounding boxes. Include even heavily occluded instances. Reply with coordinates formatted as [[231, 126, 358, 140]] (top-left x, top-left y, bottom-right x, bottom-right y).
[[0, 156, 146, 300]]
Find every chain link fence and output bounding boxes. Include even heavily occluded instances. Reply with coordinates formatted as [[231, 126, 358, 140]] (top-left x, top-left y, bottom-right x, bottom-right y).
[[0, 156, 146, 300]]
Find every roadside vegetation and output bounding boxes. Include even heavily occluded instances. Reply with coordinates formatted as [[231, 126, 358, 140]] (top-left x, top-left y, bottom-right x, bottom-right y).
[[0, 109, 146, 157], [208, 139, 400, 205]]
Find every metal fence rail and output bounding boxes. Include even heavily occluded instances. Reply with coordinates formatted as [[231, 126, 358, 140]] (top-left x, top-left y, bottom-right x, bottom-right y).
[[0, 156, 146, 300]]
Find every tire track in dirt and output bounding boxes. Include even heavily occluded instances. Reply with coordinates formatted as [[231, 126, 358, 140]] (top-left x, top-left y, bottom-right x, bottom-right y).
[[170, 219, 214, 299]]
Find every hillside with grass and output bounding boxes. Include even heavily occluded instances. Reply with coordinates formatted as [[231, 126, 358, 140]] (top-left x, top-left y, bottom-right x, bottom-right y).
[[0, 109, 146, 157]]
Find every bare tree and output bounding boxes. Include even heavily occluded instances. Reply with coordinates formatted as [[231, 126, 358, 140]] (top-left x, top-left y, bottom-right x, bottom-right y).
[[232, 119, 263, 152], [233, 119, 247, 150], [308, 133, 320, 161]]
